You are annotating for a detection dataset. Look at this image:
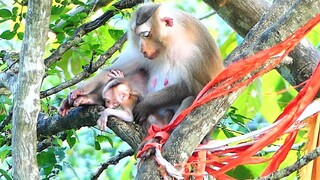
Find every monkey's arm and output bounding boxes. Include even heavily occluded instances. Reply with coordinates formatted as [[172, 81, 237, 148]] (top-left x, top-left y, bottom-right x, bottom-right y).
[[134, 83, 191, 122], [59, 85, 105, 116], [97, 108, 134, 131]]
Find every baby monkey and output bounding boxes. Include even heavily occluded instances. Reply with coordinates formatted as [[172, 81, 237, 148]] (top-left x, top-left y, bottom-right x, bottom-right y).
[[98, 70, 174, 131], [97, 70, 140, 130]]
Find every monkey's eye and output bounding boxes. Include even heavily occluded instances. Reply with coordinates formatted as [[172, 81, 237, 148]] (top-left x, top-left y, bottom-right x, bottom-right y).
[[141, 31, 150, 37]]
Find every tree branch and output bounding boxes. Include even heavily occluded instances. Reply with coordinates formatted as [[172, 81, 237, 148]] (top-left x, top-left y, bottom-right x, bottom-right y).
[[44, 0, 143, 68], [205, 0, 320, 89], [257, 146, 320, 180], [52, 0, 114, 29], [40, 34, 127, 98], [91, 149, 135, 180], [37, 106, 143, 151]]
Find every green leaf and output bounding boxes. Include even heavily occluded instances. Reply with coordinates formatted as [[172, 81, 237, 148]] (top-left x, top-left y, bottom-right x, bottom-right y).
[[0, 145, 11, 162], [47, 68, 61, 75], [77, 12, 87, 19], [60, 14, 70, 20], [108, 29, 124, 41], [53, 138, 63, 146], [67, 131, 76, 149], [12, 7, 18, 15], [0, 9, 12, 18], [17, 32, 24, 40], [0, 169, 12, 180], [13, 23, 19, 30], [89, 44, 100, 50], [94, 140, 101, 150], [56, 33, 65, 43], [96, 134, 113, 147], [0, 30, 16, 40], [222, 128, 236, 138], [37, 150, 57, 176], [52, 27, 64, 33]]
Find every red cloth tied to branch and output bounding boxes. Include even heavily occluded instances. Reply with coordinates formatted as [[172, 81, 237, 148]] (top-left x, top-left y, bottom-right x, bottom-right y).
[[138, 13, 320, 178]]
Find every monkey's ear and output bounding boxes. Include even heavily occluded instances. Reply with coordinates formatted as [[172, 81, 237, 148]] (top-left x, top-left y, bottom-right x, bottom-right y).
[[120, 91, 130, 101], [117, 84, 130, 101], [161, 17, 173, 27]]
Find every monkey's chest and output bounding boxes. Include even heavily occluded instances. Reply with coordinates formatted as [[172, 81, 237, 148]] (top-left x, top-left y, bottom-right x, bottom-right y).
[[147, 73, 179, 93]]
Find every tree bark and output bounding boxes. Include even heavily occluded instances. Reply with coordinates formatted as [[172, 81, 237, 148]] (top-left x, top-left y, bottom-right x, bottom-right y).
[[11, 0, 52, 179]]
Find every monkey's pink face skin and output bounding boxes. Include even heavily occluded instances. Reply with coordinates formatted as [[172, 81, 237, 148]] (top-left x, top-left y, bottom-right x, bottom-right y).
[[103, 91, 120, 109], [143, 50, 158, 60], [102, 84, 130, 109]]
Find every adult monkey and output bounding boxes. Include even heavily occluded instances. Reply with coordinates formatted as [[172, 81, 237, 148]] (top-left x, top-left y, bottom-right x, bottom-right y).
[[59, 3, 224, 130]]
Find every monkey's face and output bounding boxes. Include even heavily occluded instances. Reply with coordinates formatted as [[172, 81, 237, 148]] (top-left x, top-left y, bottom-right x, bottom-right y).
[[102, 84, 131, 109], [103, 88, 119, 109], [140, 37, 160, 60]]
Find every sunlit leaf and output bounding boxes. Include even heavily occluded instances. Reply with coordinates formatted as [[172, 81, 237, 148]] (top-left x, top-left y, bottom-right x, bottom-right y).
[[0, 9, 12, 18], [0, 145, 11, 162], [13, 23, 19, 30], [0, 30, 16, 40], [108, 29, 125, 41], [17, 32, 24, 40]]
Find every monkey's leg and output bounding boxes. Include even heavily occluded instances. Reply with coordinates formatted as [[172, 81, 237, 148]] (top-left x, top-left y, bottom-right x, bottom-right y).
[[171, 96, 195, 122]]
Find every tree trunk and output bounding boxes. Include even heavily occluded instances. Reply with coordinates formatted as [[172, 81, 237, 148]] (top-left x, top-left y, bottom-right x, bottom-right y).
[[11, 0, 52, 179]]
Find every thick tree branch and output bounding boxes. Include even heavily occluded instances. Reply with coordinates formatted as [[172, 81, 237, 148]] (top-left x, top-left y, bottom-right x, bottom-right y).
[[136, 0, 320, 179], [205, 0, 320, 88], [37, 106, 143, 151]]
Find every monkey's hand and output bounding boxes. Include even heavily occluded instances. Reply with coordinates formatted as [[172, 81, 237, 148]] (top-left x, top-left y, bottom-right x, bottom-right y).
[[73, 95, 96, 107], [58, 89, 87, 116], [68, 89, 85, 105], [133, 97, 153, 123], [58, 99, 73, 116], [97, 109, 109, 131], [108, 69, 125, 78]]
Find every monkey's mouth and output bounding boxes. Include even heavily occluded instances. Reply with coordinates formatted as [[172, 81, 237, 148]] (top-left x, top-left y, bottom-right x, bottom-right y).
[[144, 51, 158, 60], [142, 51, 159, 60]]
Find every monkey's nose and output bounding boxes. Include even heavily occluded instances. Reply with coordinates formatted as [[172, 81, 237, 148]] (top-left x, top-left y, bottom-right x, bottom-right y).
[[142, 51, 148, 58]]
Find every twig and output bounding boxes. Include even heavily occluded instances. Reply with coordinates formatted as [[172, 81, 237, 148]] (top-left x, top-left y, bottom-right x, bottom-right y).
[[91, 149, 135, 180], [198, 10, 216, 20], [257, 146, 320, 180], [44, 0, 143, 68], [40, 34, 127, 98]]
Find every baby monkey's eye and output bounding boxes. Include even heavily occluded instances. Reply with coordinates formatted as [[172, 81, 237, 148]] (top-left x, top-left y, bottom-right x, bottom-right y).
[[141, 31, 150, 37]]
